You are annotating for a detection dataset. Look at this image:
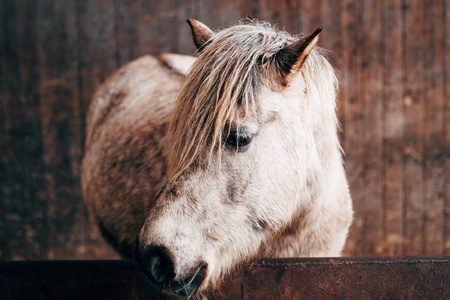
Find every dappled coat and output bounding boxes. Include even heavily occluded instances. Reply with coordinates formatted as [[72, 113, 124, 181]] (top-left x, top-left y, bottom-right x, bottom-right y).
[[82, 19, 353, 298]]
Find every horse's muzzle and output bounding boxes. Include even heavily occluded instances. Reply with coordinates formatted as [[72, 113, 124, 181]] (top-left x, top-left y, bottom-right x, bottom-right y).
[[135, 241, 207, 297]]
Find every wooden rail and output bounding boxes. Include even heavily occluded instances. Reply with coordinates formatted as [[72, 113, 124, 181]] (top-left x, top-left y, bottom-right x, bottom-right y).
[[1, 257, 449, 299]]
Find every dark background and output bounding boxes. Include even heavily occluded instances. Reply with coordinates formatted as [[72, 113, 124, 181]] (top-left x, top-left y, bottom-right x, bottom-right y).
[[0, 0, 448, 260]]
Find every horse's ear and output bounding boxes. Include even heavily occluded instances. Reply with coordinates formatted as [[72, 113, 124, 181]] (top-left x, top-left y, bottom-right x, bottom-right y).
[[187, 18, 214, 51], [275, 28, 322, 85]]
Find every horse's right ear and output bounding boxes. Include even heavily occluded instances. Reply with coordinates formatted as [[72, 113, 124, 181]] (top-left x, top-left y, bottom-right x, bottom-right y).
[[187, 18, 214, 51], [275, 28, 322, 86]]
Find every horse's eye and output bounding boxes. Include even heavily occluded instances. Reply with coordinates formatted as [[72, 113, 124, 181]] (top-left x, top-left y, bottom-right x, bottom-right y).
[[226, 130, 253, 148]]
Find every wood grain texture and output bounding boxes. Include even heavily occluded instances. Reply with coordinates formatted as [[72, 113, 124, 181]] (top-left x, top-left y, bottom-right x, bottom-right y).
[[382, 0, 404, 256], [0, 0, 448, 259], [444, 0, 450, 255], [1, 258, 449, 299], [423, 0, 445, 255], [341, 0, 364, 256], [403, 0, 426, 255]]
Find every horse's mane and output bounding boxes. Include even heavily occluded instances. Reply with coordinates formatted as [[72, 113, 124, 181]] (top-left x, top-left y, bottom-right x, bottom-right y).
[[167, 21, 337, 182]]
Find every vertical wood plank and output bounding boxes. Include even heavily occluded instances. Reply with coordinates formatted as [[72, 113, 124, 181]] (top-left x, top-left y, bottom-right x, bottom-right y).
[[1, 0, 48, 260], [342, 0, 364, 256], [403, 0, 425, 255], [0, 0, 6, 259], [361, 0, 383, 255], [36, 0, 105, 259], [36, 0, 66, 260], [0, 0, 11, 259], [382, 0, 404, 256], [443, 0, 450, 255], [423, 0, 445, 255]]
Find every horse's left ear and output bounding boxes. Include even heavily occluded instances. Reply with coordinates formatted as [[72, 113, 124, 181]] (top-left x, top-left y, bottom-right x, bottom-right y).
[[275, 28, 322, 85], [187, 18, 214, 51]]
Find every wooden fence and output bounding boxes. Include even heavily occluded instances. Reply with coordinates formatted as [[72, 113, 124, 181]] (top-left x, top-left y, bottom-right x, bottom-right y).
[[1, 258, 449, 299], [0, 0, 449, 260]]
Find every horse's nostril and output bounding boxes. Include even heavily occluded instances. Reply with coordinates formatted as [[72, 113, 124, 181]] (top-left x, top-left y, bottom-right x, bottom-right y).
[[135, 244, 175, 284], [150, 252, 173, 283], [135, 241, 207, 297]]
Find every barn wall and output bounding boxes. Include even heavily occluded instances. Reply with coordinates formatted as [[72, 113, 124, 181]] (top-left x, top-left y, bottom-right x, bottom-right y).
[[0, 0, 448, 260]]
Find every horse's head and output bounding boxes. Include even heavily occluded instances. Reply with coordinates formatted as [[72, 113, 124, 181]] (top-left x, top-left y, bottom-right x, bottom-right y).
[[136, 19, 339, 297]]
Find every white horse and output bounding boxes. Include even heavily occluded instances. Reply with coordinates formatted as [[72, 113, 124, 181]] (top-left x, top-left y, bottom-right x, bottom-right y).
[[82, 19, 353, 298]]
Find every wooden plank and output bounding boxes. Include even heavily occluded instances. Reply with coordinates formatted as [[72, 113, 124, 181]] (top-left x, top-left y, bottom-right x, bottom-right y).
[[0, 0, 19, 260], [0, 260, 165, 299], [0, 0, 6, 259], [36, 0, 64, 260], [444, 0, 450, 255], [235, 257, 450, 299], [381, 0, 405, 256], [1, 258, 449, 299], [360, 0, 384, 256], [341, 0, 364, 256], [35, 0, 95, 259], [403, 0, 425, 255], [423, 0, 445, 255], [0, 0, 49, 260]]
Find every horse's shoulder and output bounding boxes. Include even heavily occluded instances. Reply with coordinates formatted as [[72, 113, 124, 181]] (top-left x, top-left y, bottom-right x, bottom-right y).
[[85, 54, 185, 143]]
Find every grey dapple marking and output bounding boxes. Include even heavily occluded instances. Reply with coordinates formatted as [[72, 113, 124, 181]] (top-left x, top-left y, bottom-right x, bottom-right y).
[[82, 19, 353, 298]]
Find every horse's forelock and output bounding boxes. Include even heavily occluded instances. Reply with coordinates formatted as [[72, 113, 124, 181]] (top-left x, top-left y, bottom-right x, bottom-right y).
[[166, 22, 309, 182]]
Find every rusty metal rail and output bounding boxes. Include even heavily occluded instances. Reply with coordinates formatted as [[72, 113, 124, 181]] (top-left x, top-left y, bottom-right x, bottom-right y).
[[1, 257, 449, 299]]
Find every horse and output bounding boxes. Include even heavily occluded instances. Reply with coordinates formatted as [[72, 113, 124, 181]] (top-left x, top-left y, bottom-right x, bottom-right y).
[[81, 19, 353, 298]]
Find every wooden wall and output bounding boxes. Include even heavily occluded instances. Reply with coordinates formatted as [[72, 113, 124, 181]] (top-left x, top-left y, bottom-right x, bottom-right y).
[[0, 0, 448, 260]]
